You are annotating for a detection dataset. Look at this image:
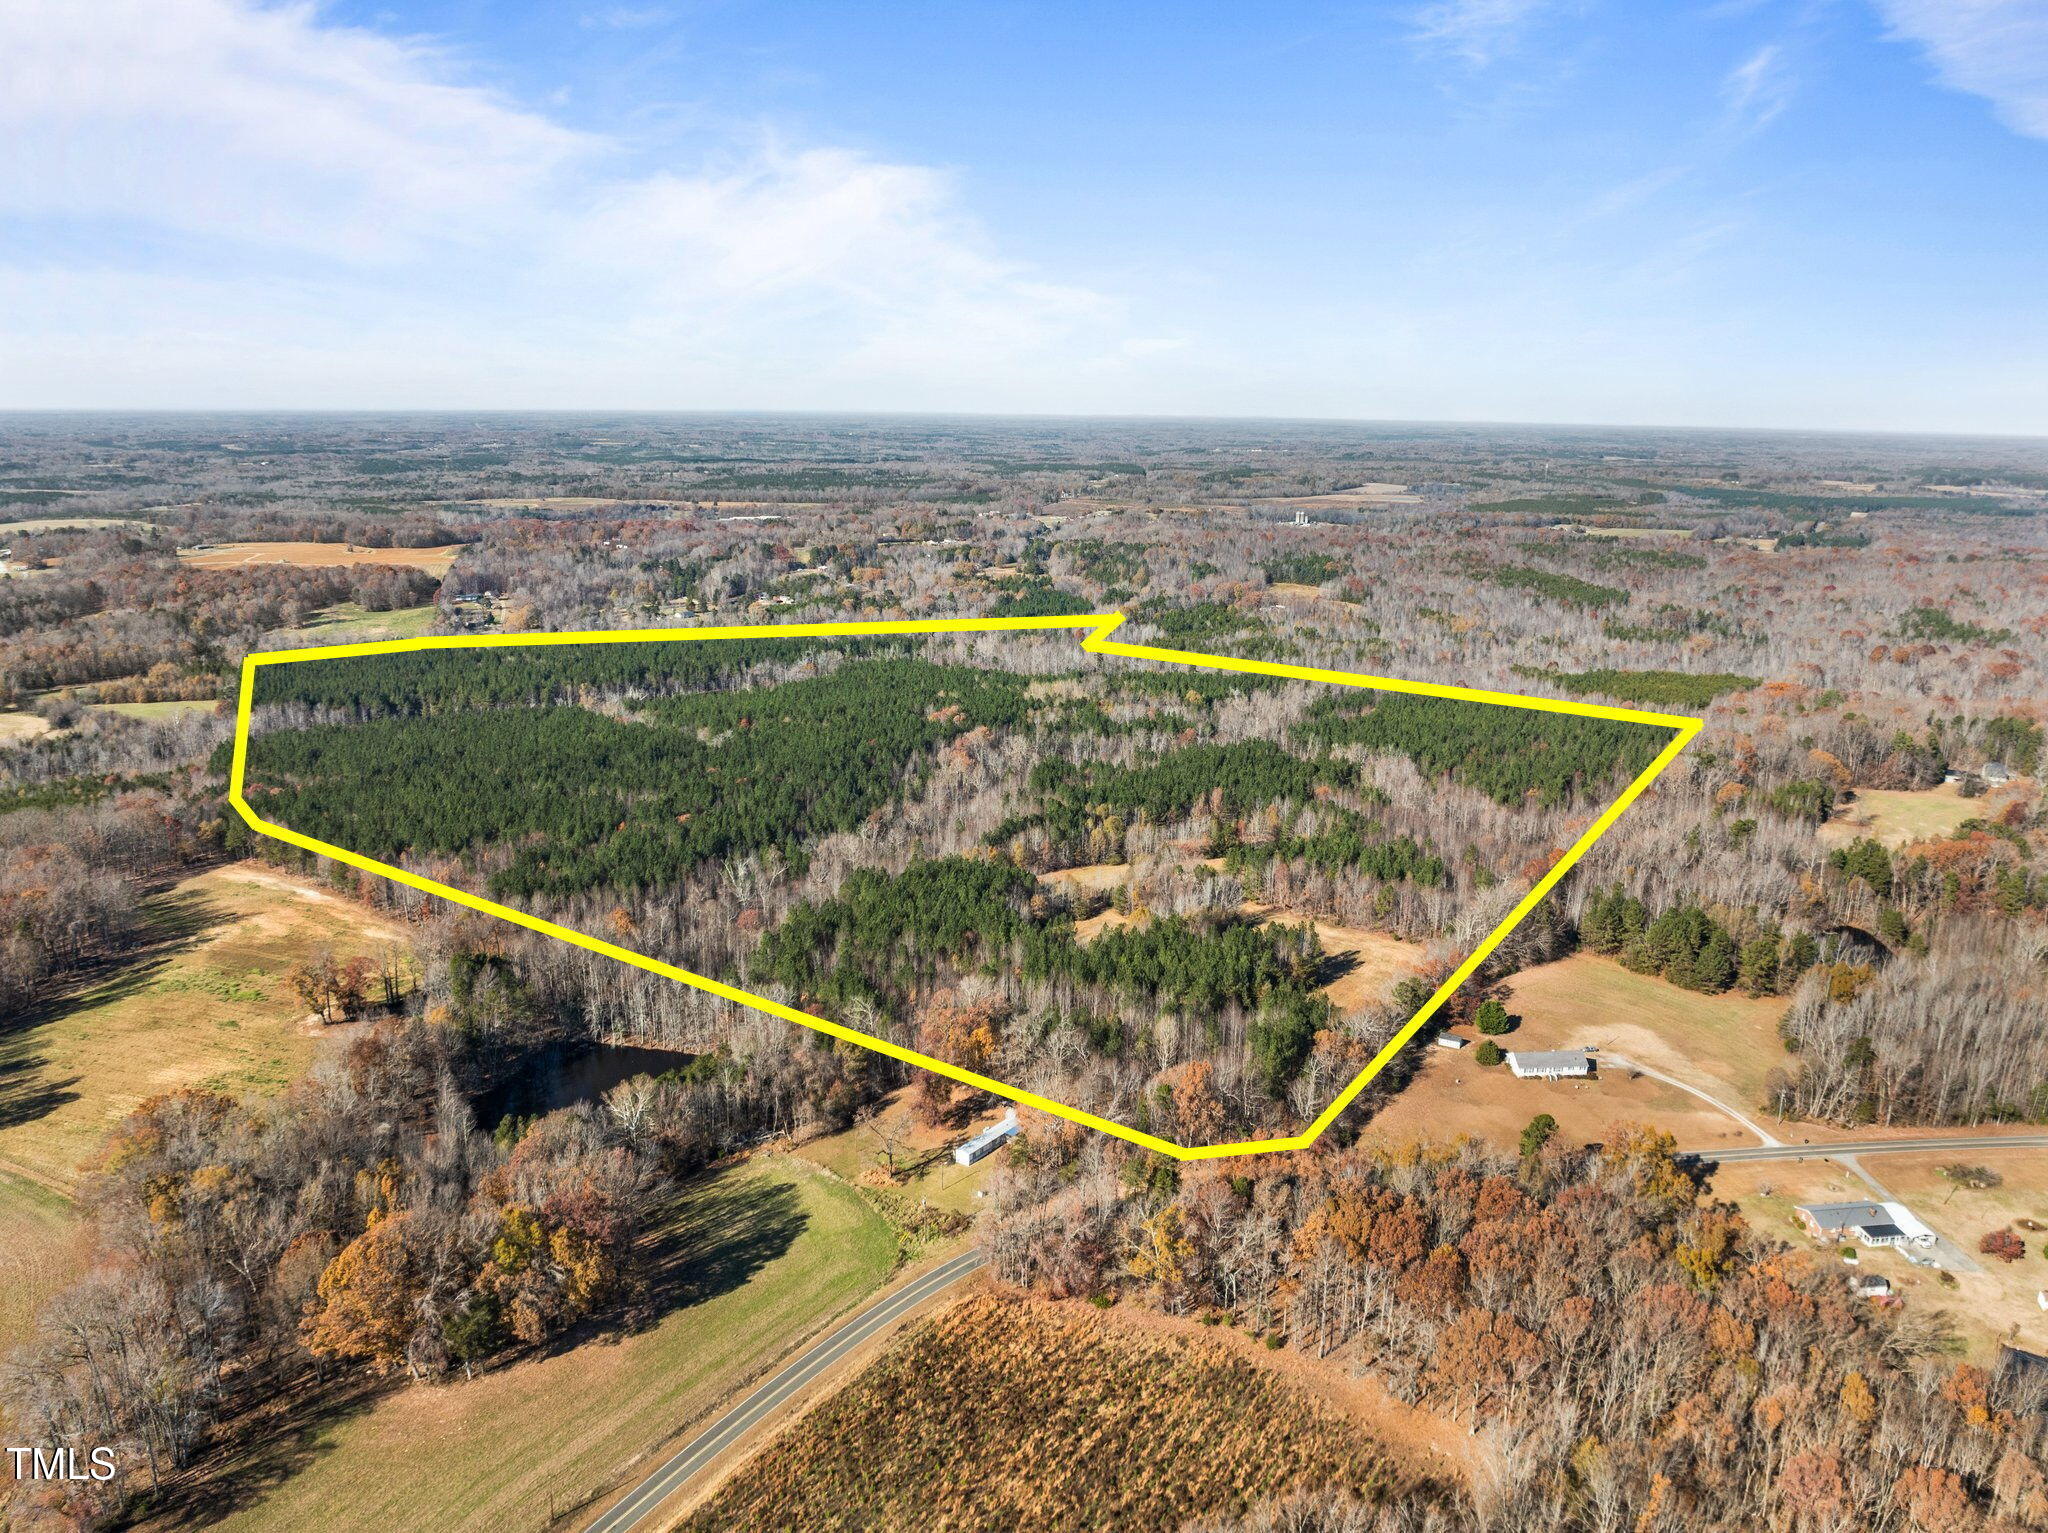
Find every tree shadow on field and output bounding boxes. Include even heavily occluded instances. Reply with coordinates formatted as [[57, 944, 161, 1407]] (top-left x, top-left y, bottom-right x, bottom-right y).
[[625, 1173, 810, 1334], [0, 1051, 80, 1132], [145, 1370, 392, 1531], [0, 889, 235, 1137]]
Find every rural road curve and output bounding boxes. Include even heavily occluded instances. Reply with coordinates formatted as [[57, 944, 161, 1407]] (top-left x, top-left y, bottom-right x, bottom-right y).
[[582, 1246, 989, 1533], [1684, 1134, 2048, 1163]]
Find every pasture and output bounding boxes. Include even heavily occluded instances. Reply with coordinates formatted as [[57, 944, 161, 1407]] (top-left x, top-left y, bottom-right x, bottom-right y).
[[1818, 783, 1990, 849], [0, 863, 406, 1192], [177, 542, 465, 576]]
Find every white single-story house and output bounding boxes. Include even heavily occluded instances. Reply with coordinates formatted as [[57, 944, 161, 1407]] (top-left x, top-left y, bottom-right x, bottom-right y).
[[953, 1110, 1020, 1167], [1507, 1049, 1593, 1080], [1796, 1201, 1937, 1249], [1434, 1035, 1469, 1050]]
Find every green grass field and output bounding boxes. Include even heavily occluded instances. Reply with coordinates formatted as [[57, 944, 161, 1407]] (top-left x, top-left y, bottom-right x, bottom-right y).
[[287, 603, 440, 643], [198, 1156, 897, 1533]]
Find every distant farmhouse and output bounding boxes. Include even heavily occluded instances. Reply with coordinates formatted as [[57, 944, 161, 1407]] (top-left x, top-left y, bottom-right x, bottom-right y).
[[1796, 1201, 1937, 1250], [1984, 762, 2013, 784], [1507, 1049, 1593, 1080]]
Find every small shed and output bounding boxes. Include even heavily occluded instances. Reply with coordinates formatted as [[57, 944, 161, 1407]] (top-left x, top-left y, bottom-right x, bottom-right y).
[[953, 1110, 1020, 1167], [1853, 1274, 1892, 1298], [1984, 763, 2013, 784], [1435, 1035, 1469, 1051], [1506, 1049, 1593, 1080]]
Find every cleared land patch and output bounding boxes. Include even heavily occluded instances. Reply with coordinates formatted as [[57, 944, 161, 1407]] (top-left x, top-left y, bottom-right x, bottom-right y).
[[284, 602, 440, 643], [179, 541, 465, 576], [1818, 783, 2007, 849], [0, 711, 54, 745], [0, 863, 406, 1191], [88, 698, 220, 721], [677, 1292, 1416, 1532], [1499, 953, 1792, 1111]]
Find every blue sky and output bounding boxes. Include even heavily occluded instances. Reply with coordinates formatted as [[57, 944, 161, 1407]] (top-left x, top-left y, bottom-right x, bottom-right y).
[[3, 0, 2045, 430]]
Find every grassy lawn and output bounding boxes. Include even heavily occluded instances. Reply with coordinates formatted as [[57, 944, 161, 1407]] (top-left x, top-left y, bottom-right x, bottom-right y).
[[89, 699, 223, 721], [1500, 953, 1791, 1110], [0, 1170, 84, 1355], [0, 863, 406, 1192], [287, 602, 440, 643], [1817, 783, 1995, 850], [195, 1156, 897, 1533]]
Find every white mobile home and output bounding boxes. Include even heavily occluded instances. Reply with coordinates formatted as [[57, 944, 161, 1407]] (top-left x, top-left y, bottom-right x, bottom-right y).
[[953, 1110, 1020, 1167]]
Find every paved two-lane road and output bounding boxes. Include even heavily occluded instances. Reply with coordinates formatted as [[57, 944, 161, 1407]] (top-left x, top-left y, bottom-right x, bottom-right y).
[[1683, 1133, 2048, 1164], [583, 1247, 988, 1533]]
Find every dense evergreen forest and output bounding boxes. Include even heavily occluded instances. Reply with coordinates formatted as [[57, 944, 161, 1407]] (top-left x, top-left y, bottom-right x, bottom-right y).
[[246, 656, 1028, 895], [1511, 664, 1760, 707], [1298, 691, 1675, 806]]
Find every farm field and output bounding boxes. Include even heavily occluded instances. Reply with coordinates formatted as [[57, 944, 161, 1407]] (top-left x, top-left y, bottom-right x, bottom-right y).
[[177, 541, 465, 576], [284, 602, 440, 643], [197, 1156, 896, 1533], [89, 698, 220, 721], [0, 711, 53, 744], [1711, 1150, 2048, 1364], [0, 862, 406, 1192], [0, 1170, 85, 1356], [1817, 783, 1994, 849], [677, 1292, 1420, 1532]]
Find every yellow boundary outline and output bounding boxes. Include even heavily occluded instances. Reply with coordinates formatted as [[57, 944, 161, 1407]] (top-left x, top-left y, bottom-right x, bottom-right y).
[[227, 613, 1700, 1161]]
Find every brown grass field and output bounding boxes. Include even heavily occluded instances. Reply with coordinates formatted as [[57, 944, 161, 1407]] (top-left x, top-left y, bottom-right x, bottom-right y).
[[1816, 782, 2009, 850], [678, 1292, 1419, 1533], [1498, 953, 1792, 1109], [177, 542, 465, 576], [0, 711, 54, 744], [0, 863, 407, 1192], [1265, 910, 1428, 1014], [0, 1170, 86, 1355], [196, 1157, 896, 1533]]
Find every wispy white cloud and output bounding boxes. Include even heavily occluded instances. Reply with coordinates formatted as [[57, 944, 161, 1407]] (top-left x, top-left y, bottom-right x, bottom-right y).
[[1409, 0, 1553, 67], [1721, 42, 1794, 134], [581, 7, 669, 30], [0, 0, 1132, 406], [1874, 0, 2048, 140]]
